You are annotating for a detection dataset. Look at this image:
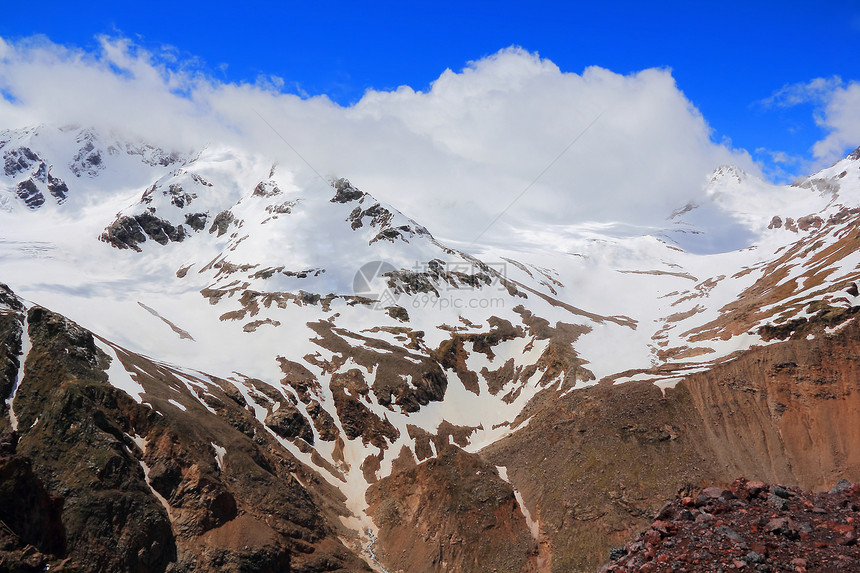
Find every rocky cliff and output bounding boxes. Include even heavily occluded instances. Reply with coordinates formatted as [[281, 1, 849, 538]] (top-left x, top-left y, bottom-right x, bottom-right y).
[[365, 315, 860, 572], [0, 294, 372, 572]]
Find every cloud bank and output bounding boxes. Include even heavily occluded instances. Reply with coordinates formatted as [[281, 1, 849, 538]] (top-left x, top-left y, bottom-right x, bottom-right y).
[[762, 76, 860, 169], [813, 82, 860, 164], [0, 36, 761, 243]]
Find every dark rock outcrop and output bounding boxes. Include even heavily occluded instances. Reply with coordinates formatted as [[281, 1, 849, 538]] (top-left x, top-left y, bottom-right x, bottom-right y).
[[307, 320, 448, 414], [3, 146, 41, 177], [69, 137, 104, 177], [305, 399, 338, 442], [0, 432, 67, 556], [330, 178, 364, 203], [184, 212, 208, 231], [46, 172, 69, 202], [208, 210, 235, 236], [101, 211, 187, 250], [16, 178, 45, 209], [13, 306, 177, 573], [330, 369, 399, 448], [265, 401, 314, 444], [0, 284, 24, 410], [253, 180, 280, 198]]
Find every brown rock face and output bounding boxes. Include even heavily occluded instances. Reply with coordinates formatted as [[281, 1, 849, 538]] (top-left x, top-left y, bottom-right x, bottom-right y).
[[366, 446, 537, 573], [331, 368, 399, 448], [12, 306, 177, 573], [0, 301, 373, 573], [265, 400, 315, 444], [480, 318, 860, 572], [307, 320, 448, 414], [0, 432, 66, 557], [683, 323, 860, 490]]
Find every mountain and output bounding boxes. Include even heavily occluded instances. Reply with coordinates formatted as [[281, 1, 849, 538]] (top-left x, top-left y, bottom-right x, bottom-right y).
[[0, 124, 858, 572]]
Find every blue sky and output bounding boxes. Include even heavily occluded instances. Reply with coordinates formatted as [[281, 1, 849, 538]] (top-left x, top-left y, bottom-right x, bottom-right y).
[[1, 0, 859, 182]]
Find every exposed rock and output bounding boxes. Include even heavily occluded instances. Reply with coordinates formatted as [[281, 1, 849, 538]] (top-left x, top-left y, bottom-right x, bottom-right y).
[[385, 305, 409, 322], [253, 180, 280, 198], [122, 142, 184, 167], [832, 478, 853, 493], [191, 513, 291, 572], [208, 210, 235, 236], [69, 137, 104, 177], [16, 178, 45, 209], [3, 146, 40, 176], [406, 422, 481, 462], [46, 171, 69, 203], [0, 296, 373, 573], [13, 307, 176, 572], [383, 258, 496, 296], [101, 211, 187, 250], [276, 357, 320, 401], [329, 178, 364, 203], [0, 289, 23, 408], [330, 369, 399, 448], [168, 183, 194, 208], [265, 200, 296, 215], [349, 203, 392, 230], [367, 446, 536, 573], [482, 317, 860, 572], [265, 401, 314, 444], [337, 181, 430, 243], [0, 431, 67, 557], [307, 320, 447, 414], [601, 479, 860, 572], [797, 214, 824, 231], [433, 317, 525, 395], [184, 212, 208, 231], [305, 399, 338, 442]]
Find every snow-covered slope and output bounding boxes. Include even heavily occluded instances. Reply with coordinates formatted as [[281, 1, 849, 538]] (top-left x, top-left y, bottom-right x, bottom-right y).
[[2, 124, 860, 557]]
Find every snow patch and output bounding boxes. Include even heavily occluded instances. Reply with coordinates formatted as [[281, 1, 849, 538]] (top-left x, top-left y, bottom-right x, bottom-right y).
[[496, 465, 539, 541], [211, 442, 226, 471], [6, 313, 30, 431], [133, 434, 174, 526], [95, 338, 145, 404], [167, 399, 187, 411]]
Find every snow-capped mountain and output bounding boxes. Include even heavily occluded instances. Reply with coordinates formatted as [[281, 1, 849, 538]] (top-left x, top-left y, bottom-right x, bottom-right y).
[[1, 124, 859, 572]]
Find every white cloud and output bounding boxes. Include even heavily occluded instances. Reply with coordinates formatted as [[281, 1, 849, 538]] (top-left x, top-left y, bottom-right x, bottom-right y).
[[760, 76, 860, 167], [812, 81, 860, 164], [761, 76, 843, 108], [0, 37, 756, 243]]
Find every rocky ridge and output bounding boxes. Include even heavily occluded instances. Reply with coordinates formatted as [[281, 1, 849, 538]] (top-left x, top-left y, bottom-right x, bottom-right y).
[[0, 290, 372, 572]]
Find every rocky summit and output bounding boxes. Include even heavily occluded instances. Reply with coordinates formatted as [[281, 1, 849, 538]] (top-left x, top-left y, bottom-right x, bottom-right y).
[[0, 125, 859, 572]]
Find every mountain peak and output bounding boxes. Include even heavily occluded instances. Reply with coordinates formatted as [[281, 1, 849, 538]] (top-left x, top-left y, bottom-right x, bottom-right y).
[[707, 164, 748, 186], [330, 177, 365, 203]]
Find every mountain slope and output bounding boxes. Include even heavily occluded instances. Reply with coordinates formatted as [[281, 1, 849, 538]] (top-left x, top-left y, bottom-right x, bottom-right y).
[[1, 124, 860, 571], [0, 288, 371, 572]]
